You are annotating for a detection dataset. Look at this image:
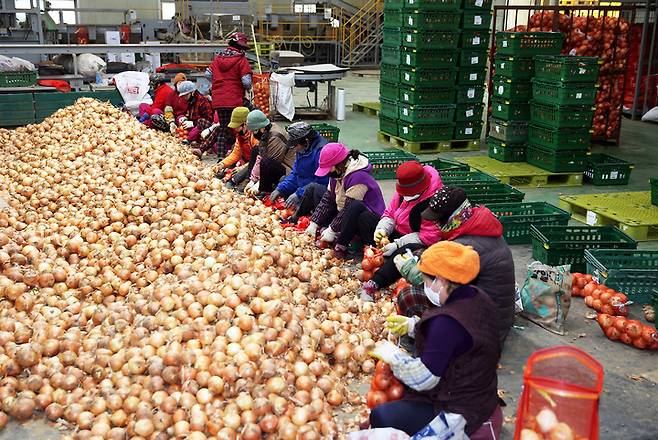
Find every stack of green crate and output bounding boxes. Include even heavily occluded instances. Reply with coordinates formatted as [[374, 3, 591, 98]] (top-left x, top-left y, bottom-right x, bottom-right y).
[[454, 0, 492, 141], [527, 55, 599, 173], [379, 0, 461, 143], [488, 32, 564, 163]]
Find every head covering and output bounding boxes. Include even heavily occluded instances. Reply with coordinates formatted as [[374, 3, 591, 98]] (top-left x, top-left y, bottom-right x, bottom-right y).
[[396, 161, 431, 197], [246, 110, 270, 131], [173, 73, 187, 85], [177, 80, 195, 96], [422, 186, 468, 223], [227, 31, 250, 50], [149, 73, 166, 88], [228, 107, 250, 129], [286, 121, 314, 147], [315, 143, 350, 177], [417, 241, 480, 285]]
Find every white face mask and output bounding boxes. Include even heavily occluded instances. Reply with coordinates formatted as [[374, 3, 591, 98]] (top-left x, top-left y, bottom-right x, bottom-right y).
[[403, 194, 421, 202], [423, 278, 442, 307]]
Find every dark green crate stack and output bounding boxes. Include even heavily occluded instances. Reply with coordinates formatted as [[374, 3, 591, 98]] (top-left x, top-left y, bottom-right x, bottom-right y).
[[528, 55, 598, 173], [379, 0, 465, 143], [488, 32, 564, 163]]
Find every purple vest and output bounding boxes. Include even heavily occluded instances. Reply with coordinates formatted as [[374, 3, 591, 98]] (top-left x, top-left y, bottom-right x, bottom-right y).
[[329, 164, 385, 216]]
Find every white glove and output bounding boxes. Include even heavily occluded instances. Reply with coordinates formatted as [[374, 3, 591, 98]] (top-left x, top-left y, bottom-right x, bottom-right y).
[[386, 315, 421, 338], [393, 250, 417, 273], [182, 120, 194, 129], [381, 242, 399, 257], [202, 123, 220, 139], [374, 229, 388, 246], [369, 340, 404, 365], [320, 227, 337, 243], [169, 122, 177, 133], [245, 181, 259, 196], [305, 222, 319, 237]]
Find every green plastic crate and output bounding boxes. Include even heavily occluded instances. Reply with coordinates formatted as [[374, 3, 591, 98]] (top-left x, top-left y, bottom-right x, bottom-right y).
[[528, 123, 591, 151], [487, 137, 527, 162], [534, 55, 600, 83], [454, 121, 483, 140], [384, 10, 404, 27], [529, 101, 594, 128], [459, 50, 488, 68], [492, 75, 533, 101], [398, 122, 455, 141], [455, 103, 484, 122], [365, 150, 420, 179], [585, 249, 658, 304], [457, 181, 525, 205], [402, 30, 460, 49], [0, 110, 36, 127], [457, 68, 487, 85], [491, 98, 530, 120], [652, 178, 658, 206], [399, 104, 456, 124], [488, 201, 571, 245], [400, 68, 457, 88], [383, 27, 403, 46], [530, 225, 637, 273], [461, 30, 491, 49], [493, 56, 534, 80], [489, 118, 528, 143], [462, 0, 492, 9], [496, 32, 564, 56], [311, 123, 340, 141], [379, 115, 399, 136], [385, 0, 404, 9], [462, 11, 492, 30], [456, 86, 485, 104], [379, 97, 399, 119], [381, 63, 400, 83], [0, 71, 37, 87], [380, 81, 399, 101], [401, 49, 457, 67], [399, 86, 455, 104], [532, 79, 597, 106], [382, 45, 402, 65], [441, 170, 498, 183], [404, 0, 461, 10], [403, 11, 461, 30], [584, 153, 633, 186], [419, 157, 470, 172], [526, 144, 587, 173]]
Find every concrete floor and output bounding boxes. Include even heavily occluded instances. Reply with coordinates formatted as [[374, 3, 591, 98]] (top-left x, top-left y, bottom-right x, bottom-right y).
[[2, 73, 658, 439]]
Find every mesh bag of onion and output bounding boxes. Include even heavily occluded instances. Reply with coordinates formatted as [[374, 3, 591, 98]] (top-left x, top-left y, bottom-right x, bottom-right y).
[[252, 73, 271, 117]]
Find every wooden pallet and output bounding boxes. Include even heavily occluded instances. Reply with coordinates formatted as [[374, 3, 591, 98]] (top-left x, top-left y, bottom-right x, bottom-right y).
[[378, 131, 481, 154], [559, 191, 658, 241], [457, 156, 583, 188], [352, 102, 380, 117]]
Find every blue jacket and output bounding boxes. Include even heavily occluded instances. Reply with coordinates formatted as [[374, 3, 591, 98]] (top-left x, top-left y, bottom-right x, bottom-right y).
[[276, 133, 329, 198]]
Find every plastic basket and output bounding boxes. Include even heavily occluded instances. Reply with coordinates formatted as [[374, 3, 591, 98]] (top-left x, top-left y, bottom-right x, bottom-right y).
[[385, 0, 404, 9], [454, 121, 483, 140], [457, 68, 487, 85], [534, 55, 600, 83], [487, 137, 527, 163], [459, 50, 488, 68], [462, 0, 492, 9], [456, 86, 485, 104], [382, 45, 402, 65], [379, 115, 399, 136], [365, 150, 420, 180], [419, 157, 470, 172], [398, 122, 455, 141], [491, 98, 530, 120], [383, 27, 403, 46], [399, 86, 455, 105], [532, 79, 598, 106], [380, 81, 399, 101], [528, 123, 591, 151], [460, 30, 491, 49], [380, 63, 400, 83], [652, 178, 658, 206], [462, 11, 492, 30], [399, 103, 456, 124], [584, 249, 658, 304], [530, 225, 637, 273], [584, 153, 633, 186], [492, 75, 533, 101], [311, 123, 340, 142], [441, 170, 498, 183], [404, 0, 461, 10], [458, 181, 525, 205], [488, 118, 528, 143], [379, 97, 399, 119], [401, 48, 457, 67], [526, 144, 587, 173], [496, 32, 564, 56], [384, 10, 404, 27], [529, 101, 594, 128], [402, 30, 460, 49], [455, 103, 484, 122], [0, 71, 37, 87], [400, 67, 458, 88], [403, 11, 462, 30], [493, 56, 534, 79], [488, 201, 571, 244]]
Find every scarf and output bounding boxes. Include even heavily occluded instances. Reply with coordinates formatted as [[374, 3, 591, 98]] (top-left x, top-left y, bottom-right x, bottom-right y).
[[441, 200, 473, 234]]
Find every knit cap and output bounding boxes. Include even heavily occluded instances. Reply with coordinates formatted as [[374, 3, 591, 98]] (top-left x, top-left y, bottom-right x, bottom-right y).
[[421, 186, 468, 224], [417, 241, 480, 284]]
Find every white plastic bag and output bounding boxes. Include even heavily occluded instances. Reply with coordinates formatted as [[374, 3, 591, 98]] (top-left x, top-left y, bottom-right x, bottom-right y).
[[0, 55, 36, 72], [77, 54, 106, 77], [270, 72, 295, 121], [641, 106, 658, 122], [348, 412, 467, 440], [347, 428, 410, 440], [112, 71, 152, 114]]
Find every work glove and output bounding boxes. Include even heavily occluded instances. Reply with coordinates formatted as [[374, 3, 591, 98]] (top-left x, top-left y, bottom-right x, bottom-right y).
[[269, 190, 281, 203], [305, 222, 319, 237], [369, 340, 404, 365], [182, 120, 194, 129], [245, 181, 260, 197], [285, 193, 300, 209], [202, 123, 221, 139], [386, 314, 420, 338], [373, 229, 388, 247], [381, 241, 399, 257], [393, 249, 419, 274], [320, 227, 337, 243], [169, 122, 177, 133]]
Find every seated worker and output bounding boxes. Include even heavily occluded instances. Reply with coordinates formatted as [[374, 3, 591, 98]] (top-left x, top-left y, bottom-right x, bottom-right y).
[[214, 107, 258, 182], [359, 161, 443, 301], [370, 241, 503, 439], [173, 81, 213, 145], [268, 122, 329, 210], [243, 110, 295, 196], [138, 73, 176, 127], [305, 143, 385, 257], [394, 186, 515, 343]]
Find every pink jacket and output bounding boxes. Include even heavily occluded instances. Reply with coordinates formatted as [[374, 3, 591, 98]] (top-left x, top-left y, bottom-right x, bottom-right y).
[[382, 165, 443, 246]]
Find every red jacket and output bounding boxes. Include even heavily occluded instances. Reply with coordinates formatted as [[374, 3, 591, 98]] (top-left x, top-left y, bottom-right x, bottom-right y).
[[151, 83, 177, 112], [172, 94, 188, 118], [209, 47, 252, 108], [442, 207, 503, 241]]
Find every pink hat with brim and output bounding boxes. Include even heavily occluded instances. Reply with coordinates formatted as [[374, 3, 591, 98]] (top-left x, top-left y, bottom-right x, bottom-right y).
[[315, 143, 349, 177]]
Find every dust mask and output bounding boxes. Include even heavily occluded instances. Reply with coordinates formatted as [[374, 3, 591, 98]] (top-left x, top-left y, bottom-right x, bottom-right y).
[[423, 279, 442, 307], [403, 194, 421, 202]]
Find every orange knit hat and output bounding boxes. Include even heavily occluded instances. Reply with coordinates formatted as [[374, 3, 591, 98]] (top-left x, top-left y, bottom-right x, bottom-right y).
[[173, 72, 187, 85], [417, 241, 480, 285]]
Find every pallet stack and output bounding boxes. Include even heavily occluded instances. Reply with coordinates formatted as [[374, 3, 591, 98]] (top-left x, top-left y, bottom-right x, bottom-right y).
[[527, 55, 599, 173], [487, 32, 564, 163]]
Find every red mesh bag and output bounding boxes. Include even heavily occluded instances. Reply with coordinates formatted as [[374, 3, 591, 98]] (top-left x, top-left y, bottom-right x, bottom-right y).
[[514, 346, 604, 440], [252, 73, 271, 117]]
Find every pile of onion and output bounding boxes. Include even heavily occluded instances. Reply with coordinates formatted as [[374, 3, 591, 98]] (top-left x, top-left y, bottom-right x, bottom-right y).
[[0, 99, 397, 439]]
